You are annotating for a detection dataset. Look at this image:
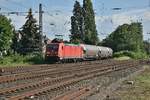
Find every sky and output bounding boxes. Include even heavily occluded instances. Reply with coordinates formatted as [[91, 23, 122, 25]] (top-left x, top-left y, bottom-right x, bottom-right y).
[[0, 0, 150, 41]]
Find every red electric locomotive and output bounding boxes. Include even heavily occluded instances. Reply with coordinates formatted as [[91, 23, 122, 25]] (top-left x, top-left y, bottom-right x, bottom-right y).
[[45, 43, 83, 62]]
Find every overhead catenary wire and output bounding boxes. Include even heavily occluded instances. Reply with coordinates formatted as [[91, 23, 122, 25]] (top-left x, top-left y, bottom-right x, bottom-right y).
[[0, 0, 39, 16], [42, 4, 70, 37], [0, 11, 40, 16], [0, 5, 14, 12], [5, 0, 34, 11]]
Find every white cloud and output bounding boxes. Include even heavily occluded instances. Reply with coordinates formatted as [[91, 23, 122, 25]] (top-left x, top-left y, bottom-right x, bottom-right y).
[[144, 11, 150, 21]]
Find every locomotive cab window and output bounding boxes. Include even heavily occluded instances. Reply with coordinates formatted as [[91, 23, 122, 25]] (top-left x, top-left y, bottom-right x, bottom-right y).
[[47, 44, 59, 51]]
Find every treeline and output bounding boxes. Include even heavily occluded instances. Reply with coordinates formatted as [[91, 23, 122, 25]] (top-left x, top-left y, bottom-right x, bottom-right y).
[[101, 22, 150, 58], [102, 23, 143, 52], [0, 8, 42, 57], [0, 8, 44, 65], [70, 0, 99, 45]]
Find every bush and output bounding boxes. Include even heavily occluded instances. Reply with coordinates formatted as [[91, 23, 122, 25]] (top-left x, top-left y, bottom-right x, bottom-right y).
[[0, 53, 45, 66], [113, 51, 148, 59], [24, 53, 45, 64], [0, 54, 25, 65]]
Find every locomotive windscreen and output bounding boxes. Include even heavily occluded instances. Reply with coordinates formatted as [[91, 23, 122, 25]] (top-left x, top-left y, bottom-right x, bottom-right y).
[[46, 44, 59, 51]]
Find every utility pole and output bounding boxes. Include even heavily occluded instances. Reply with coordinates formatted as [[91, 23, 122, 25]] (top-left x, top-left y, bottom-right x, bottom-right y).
[[39, 3, 43, 38], [39, 3, 44, 55]]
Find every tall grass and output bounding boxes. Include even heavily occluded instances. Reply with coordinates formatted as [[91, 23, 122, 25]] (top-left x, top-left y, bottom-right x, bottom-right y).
[[0, 53, 45, 66]]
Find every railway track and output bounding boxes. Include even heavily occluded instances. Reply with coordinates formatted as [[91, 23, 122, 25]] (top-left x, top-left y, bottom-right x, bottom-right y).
[[52, 62, 140, 100], [0, 60, 132, 93], [0, 60, 140, 100], [0, 66, 117, 97], [0, 59, 115, 75], [52, 86, 93, 100], [0, 60, 129, 85]]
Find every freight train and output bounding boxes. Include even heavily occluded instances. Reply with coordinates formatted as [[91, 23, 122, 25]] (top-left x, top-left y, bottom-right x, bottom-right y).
[[45, 42, 113, 62]]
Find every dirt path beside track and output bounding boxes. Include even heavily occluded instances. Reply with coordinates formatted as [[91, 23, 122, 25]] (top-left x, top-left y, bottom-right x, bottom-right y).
[[87, 65, 150, 100]]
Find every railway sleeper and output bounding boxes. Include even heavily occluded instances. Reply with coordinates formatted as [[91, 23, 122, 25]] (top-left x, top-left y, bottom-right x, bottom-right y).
[[7, 65, 135, 99], [0, 61, 132, 84], [0, 61, 139, 98]]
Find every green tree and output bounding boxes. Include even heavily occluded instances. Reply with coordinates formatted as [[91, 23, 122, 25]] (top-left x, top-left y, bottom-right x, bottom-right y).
[[11, 30, 21, 53], [20, 8, 42, 54], [70, 1, 84, 43], [0, 15, 14, 55], [83, 0, 99, 44], [143, 40, 150, 55], [102, 22, 143, 52]]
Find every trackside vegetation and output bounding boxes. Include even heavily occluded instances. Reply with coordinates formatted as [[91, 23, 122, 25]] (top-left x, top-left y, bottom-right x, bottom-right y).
[[0, 15, 14, 54], [0, 53, 44, 66], [102, 23, 143, 52], [101, 22, 150, 59], [0, 9, 44, 66]]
